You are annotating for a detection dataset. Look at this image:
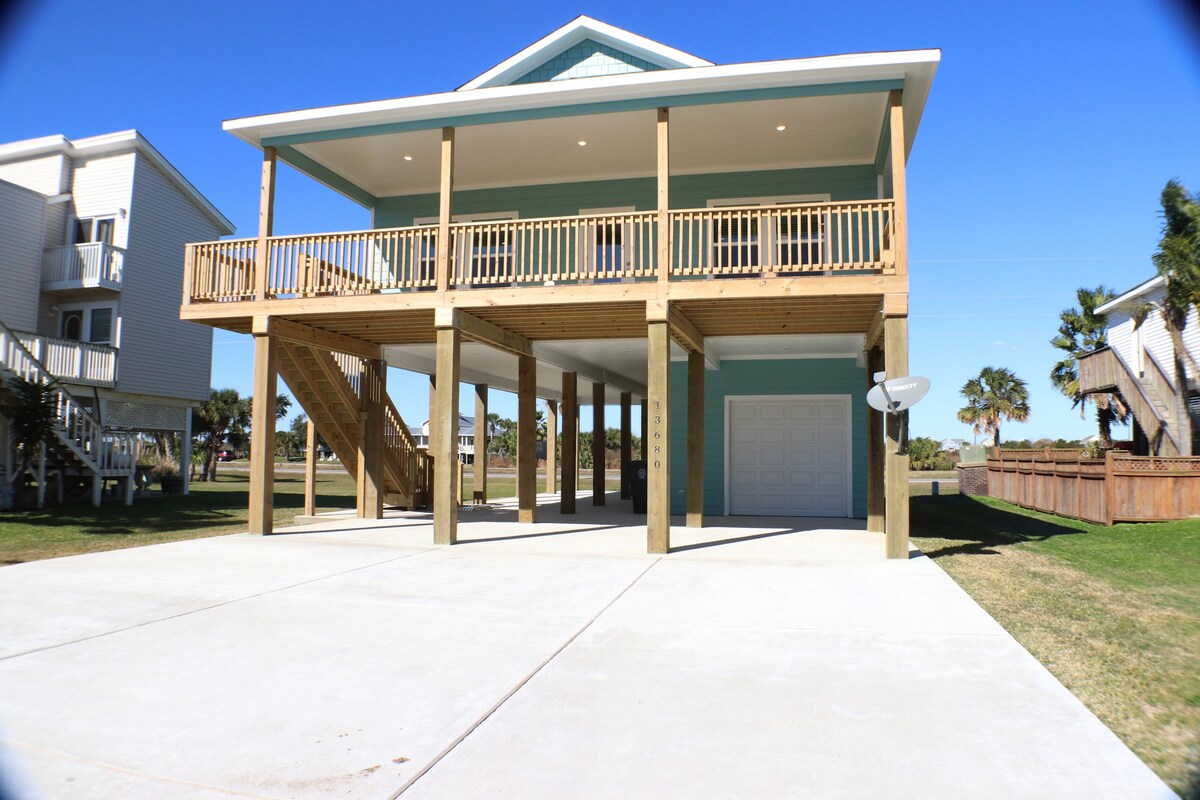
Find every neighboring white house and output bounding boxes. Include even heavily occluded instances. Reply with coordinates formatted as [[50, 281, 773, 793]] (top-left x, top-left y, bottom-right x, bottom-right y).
[[939, 438, 968, 452], [410, 415, 502, 463], [1081, 275, 1200, 456], [0, 131, 233, 500]]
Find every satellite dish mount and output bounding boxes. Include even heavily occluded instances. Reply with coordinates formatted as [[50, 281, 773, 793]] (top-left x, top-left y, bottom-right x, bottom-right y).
[[866, 373, 931, 455]]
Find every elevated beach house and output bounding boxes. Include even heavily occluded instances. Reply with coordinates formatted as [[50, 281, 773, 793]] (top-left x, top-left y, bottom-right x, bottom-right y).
[[181, 18, 938, 556], [0, 131, 233, 504], [1079, 274, 1200, 456]]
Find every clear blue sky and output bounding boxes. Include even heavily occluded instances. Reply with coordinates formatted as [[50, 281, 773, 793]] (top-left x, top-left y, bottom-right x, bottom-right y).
[[3, 0, 1198, 442]]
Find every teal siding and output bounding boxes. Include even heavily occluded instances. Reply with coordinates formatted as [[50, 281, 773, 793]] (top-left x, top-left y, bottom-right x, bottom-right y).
[[667, 359, 868, 518], [512, 39, 664, 84], [372, 165, 879, 228]]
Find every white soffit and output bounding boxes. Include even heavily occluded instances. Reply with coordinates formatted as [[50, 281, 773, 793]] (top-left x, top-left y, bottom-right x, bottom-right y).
[[294, 93, 887, 197], [458, 15, 713, 91]]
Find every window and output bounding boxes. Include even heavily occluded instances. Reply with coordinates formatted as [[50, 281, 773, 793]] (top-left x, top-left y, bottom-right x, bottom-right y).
[[88, 307, 114, 344], [74, 216, 116, 245], [59, 306, 116, 345], [61, 310, 83, 341], [416, 212, 518, 285]]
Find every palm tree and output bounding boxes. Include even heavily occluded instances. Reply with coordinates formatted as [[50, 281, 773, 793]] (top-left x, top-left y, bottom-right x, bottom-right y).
[[957, 367, 1031, 448], [1050, 285, 1129, 448], [192, 389, 251, 482], [1151, 180, 1200, 454], [6, 376, 59, 509]]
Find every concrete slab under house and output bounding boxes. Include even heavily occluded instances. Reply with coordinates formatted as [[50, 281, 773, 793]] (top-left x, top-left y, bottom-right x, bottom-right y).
[[181, 15, 939, 556]]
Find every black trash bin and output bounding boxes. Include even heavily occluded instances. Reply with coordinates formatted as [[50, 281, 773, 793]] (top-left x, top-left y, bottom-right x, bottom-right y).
[[627, 460, 647, 514]]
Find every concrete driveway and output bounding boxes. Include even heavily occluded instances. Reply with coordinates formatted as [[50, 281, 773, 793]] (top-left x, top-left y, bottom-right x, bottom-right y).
[[0, 494, 1175, 798]]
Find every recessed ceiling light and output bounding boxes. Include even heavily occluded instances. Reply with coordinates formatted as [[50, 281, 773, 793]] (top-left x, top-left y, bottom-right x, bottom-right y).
[[577, 140, 588, 146], [776, 125, 787, 132], [403, 155, 413, 161]]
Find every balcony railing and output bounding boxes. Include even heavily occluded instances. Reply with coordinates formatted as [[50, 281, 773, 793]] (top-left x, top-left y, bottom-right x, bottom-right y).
[[42, 243, 125, 292], [184, 199, 895, 303], [14, 331, 117, 387]]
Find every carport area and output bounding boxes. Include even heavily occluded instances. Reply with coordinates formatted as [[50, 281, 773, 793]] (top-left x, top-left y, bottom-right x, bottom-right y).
[[0, 495, 1173, 799]]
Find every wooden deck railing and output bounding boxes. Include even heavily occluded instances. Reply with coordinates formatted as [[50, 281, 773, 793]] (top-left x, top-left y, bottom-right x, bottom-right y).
[[986, 449, 1200, 525], [184, 199, 896, 303]]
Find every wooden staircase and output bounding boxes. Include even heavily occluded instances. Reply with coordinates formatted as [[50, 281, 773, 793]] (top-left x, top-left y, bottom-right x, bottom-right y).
[[0, 318, 137, 505], [1078, 345, 1183, 456], [275, 341, 429, 509]]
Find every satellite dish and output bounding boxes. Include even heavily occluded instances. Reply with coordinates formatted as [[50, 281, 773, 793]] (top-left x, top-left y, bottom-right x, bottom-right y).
[[867, 375, 931, 414]]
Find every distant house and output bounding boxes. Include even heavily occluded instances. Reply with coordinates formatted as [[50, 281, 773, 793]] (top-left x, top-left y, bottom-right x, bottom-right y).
[[939, 438, 968, 452], [1079, 275, 1199, 455], [0, 131, 233, 503], [410, 415, 503, 463]]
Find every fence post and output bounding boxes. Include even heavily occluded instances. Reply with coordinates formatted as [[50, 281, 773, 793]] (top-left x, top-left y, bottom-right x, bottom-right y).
[[1104, 449, 1116, 526]]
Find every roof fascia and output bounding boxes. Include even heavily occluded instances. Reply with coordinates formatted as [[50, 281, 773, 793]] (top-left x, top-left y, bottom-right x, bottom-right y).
[[261, 79, 903, 148], [458, 15, 711, 91], [226, 49, 939, 145], [1096, 275, 1163, 314]]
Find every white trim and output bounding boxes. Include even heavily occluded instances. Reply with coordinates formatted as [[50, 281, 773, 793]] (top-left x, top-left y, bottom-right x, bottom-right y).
[[459, 16, 712, 91], [682, 352, 862, 362], [723, 394, 853, 518], [222, 49, 940, 154], [1096, 275, 1162, 314]]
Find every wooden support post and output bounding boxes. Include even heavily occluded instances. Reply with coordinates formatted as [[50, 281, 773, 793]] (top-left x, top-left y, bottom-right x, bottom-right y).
[[181, 414, 193, 495], [592, 381, 605, 505], [561, 372, 577, 514], [437, 127, 455, 292], [427, 375, 437, 457], [867, 346, 885, 533], [474, 383, 488, 504], [35, 444, 45, 510], [248, 327, 277, 534], [433, 327, 460, 544], [356, 358, 385, 520], [647, 321, 671, 553], [887, 90, 908, 277], [657, 108, 670, 284], [255, 146, 277, 300], [304, 419, 317, 516], [619, 392, 632, 498], [686, 349, 705, 528], [546, 399, 558, 496], [91, 474, 102, 508], [640, 399, 648, 460], [518, 354, 537, 523], [884, 316, 909, 558]]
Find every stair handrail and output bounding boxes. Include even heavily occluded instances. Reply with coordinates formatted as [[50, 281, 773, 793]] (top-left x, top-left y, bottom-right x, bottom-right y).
[[0, 318, 136, 475], [1103, 345, 1182, 454], [330, 350, 423, 497]]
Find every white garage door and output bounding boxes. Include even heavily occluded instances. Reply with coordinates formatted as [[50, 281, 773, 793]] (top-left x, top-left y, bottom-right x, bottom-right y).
[[727, 396, 850, 517]]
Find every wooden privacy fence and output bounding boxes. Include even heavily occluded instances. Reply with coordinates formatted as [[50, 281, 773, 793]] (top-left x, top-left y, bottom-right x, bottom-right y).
[[986, 449, 1200, 525]]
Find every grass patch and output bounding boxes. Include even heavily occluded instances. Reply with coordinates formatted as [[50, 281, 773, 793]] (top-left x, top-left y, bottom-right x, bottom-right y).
[[911, 493, 1200, 797], [0, 468, 618, 565]]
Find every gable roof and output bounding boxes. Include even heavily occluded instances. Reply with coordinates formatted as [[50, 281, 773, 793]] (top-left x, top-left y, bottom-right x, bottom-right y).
[[0, 131, 234, 234], [459, 15, 712, 91]]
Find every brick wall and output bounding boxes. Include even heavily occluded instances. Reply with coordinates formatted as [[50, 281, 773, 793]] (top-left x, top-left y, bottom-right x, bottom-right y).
[[957, 464, 988, 496]]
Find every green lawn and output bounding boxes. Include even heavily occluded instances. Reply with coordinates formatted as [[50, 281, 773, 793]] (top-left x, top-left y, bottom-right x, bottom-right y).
[[0, 467, 616, 565], [911, 493, 1200, 798]]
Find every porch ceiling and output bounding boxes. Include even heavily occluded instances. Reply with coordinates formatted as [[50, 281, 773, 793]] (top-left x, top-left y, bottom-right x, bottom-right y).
[[291, 93, 889, 198]]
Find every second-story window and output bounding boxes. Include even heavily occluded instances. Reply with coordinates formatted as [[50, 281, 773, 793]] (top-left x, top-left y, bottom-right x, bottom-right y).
[[74, 216, 116, 245]]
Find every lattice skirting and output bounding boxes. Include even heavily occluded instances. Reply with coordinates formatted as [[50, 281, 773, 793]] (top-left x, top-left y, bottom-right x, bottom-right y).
[[102, 401, 190, 433]]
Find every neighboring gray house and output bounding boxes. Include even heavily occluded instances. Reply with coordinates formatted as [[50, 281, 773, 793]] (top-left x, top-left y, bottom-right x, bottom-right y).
[[1081, 275, 1200, 455], [0, 131, 233, 501]]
